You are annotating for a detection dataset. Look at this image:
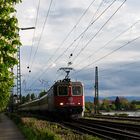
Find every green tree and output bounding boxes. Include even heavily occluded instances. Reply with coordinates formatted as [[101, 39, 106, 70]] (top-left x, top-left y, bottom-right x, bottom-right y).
[[25, 94, 30, 102], [0, 0, 22, 111], [120, 98, 129, 110], [111, 103, 116, 110], [21, 95, 26, 104], [31, 93, 35, 100], [85, 102, 93, 112], [39, 90, 46, 98], [115, 96, 121, 110], [100, 99, 111, 111]]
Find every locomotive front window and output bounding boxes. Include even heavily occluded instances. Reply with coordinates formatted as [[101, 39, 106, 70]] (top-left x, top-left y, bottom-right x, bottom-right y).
[[58, 86, 68, 96], [72, 86, 82, 95]]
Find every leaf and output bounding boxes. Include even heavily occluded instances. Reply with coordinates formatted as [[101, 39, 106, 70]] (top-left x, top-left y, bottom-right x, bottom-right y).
[[0, 0, 22, 110]]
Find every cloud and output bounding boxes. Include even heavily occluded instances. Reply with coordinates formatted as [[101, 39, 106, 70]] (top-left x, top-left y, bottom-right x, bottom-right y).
[[15, 0, 140, 98]]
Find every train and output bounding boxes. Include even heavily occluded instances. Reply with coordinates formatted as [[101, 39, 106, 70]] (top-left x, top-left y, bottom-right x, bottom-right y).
[[18, 77, 85, 118]]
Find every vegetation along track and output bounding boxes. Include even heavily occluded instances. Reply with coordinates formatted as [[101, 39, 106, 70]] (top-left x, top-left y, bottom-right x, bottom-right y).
[[62, 118, 140, 140]]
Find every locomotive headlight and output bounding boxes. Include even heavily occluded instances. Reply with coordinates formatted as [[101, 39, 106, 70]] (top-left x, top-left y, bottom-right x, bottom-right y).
[[78, 102, 81, 105], [60, 102, 64, 106]]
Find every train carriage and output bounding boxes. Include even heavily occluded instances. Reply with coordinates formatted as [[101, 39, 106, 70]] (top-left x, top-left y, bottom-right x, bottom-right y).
[[19, 68, 84, 118]]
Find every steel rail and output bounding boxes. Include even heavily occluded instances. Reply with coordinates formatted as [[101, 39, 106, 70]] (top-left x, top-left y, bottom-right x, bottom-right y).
[[61, 118, 140, 140], [75, 119, 140, 139], [80, 118, 140, 132], [93, 115, 140, 122], [62, 121, 114, 140]]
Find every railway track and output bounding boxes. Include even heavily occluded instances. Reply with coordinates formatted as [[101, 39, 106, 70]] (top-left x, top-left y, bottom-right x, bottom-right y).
[[82, 118, 140, 132], [93, 115, 140, 122], [62, 118, 140, 140]]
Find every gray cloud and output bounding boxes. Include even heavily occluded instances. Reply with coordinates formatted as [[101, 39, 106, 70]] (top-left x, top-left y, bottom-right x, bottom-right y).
[[16, 0, 140, 98]]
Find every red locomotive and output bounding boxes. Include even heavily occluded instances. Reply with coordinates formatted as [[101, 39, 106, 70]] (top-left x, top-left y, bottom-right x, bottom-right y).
[[19, 68, 85, 118]]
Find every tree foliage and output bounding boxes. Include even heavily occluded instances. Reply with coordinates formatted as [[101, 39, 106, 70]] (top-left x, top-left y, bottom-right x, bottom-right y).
[[0, 0, 21, 111], [115, 96, 121, 110], [21, 95, 26, 104], [99, 97, 136, 111], [31, 93, 35, 100], [39, 90, 46, 98], [100, 99, 111, 111], [85, 102, 93, 112], [25, 94, 31, 102]]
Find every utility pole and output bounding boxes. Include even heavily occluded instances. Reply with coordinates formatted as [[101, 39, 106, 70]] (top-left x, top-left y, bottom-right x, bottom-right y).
[[17, 45, 21, 102], [17, 27, 35, 103], [94, 66, 99, 114], [10, 67, 14, 112]]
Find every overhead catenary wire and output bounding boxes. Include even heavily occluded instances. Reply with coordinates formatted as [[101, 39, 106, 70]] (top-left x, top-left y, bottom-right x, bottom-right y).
[[72, 35, 140, 76], [28, 0, 117, 88], [22, 0, 53, 94], [72, 20, 140, 68], [30, 0, 53, 70], [25, 0, 97, 89], [21, 0, 40, 91], [71, 0, 127, 63], [52, 0, 117, 64], [22, 0, 48, 92], [43, 0, 97, 65], [89, 55, 140, 77], [27, 0, 125, 90], [71, 0, 105, 55], [27, 0, 41, 69], [23, 0, 41, 87], [100, 61, 140, 77], [80, 56, 140, 77], [27, 0, 113, 89], [19, 0, 140, 95], [29, 0, 97, 73]]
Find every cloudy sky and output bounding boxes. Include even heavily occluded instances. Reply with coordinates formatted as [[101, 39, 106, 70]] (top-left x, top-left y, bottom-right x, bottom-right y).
[[15, 0, 140, 97]]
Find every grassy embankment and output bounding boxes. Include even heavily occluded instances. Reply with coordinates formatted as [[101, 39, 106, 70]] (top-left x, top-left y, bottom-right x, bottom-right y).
[[7, 113, 101, 140]]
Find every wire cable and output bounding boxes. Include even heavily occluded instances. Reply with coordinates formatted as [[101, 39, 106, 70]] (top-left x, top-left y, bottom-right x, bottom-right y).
[[27, 0, 41, 68], [52, 0, 117, 63], [30, 0, 53, 70], [72, 20, 140, 68], [27, 0, 123, 89], [71, 0, 126, 63], [27, 0, 112, 88], [24, 0, 41, 87], [72, 35, 140, 76], [33, 0, 97, 70], [100, 61, 140, 77], [71, 0, 105, 55]]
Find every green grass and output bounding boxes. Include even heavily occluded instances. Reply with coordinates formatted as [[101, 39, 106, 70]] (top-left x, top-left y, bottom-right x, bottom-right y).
[[7, 113, 101, 140]]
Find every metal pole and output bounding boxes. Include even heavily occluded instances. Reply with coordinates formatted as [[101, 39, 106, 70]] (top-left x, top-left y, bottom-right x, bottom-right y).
[[17, 46, 21, 102], [10, 67, 14, 112], [94, 66, 99, 114], [17, 27, 35, 103]]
